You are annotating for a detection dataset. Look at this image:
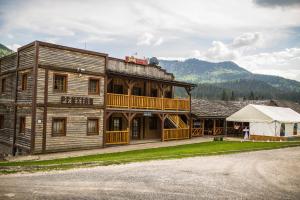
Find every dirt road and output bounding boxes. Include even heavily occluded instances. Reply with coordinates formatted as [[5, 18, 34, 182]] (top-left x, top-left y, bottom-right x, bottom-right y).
[[1, 147, 300, 199]]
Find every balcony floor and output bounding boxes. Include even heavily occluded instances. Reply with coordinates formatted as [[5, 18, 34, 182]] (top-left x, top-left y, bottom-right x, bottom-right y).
[[106, 107, 190, 113]]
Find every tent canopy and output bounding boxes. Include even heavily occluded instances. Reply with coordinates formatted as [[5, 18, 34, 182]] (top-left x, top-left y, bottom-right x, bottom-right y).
[[226, 104, 300, 123]]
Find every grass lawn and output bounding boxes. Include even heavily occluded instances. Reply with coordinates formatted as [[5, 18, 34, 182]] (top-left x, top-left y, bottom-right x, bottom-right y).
[[1, 141, 300, 174]]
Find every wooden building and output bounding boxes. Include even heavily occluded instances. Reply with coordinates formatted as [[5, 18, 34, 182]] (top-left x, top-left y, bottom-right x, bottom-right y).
[[0, 41, 195, 155], [191, 99, 270, 137], [191, 99, 300, 137]]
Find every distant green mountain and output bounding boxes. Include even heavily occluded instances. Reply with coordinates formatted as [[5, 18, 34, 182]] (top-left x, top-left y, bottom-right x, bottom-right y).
[[159, 59, 300, 102], [0, 43, 13, 58]]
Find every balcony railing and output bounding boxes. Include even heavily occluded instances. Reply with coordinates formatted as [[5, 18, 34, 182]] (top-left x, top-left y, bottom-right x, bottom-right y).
[[191, 128, 204, 137], [105, 129, 129, 145], [107, 93, 190, 111], [163, 128, 190, 141]]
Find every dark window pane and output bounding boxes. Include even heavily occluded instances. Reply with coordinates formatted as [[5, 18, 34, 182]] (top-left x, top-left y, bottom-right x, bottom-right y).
[[89, 79, 99, 94], [54, 75, 67, 92], [52, 118, 66, 136], [88, 119, 99, 135]]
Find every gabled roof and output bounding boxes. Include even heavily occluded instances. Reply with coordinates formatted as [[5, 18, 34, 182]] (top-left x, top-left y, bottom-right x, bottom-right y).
[[226, 104, 300, 123]]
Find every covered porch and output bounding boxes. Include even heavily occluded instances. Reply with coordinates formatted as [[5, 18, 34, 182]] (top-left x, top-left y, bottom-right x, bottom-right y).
[[104, 111, 192, 145]]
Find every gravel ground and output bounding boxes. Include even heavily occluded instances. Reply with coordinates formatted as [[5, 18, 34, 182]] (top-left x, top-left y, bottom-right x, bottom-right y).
[[0, 147, 300, 200]]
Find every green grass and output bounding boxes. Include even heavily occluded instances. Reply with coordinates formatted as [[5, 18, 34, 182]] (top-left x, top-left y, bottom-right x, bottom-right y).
[[1, 141, 300, 174]]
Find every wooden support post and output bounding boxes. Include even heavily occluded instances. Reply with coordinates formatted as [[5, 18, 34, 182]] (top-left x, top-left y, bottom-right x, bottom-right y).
[[202, 119, 205, 136], [224, 119, 227, 137], [188, 90, 192, 138], [126, 80, 135, 109], [158, 114, 165, 142], [213, 119, 216, 136]]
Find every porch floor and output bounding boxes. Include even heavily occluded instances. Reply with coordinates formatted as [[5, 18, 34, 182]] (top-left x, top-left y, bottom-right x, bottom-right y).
[[7, 136, 241, 162]]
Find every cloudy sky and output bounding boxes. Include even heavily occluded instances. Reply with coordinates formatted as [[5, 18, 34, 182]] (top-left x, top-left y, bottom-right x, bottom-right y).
[[1, 0, 300, 81]]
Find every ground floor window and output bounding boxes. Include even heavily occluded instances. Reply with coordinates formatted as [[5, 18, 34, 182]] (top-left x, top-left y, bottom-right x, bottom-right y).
[[87, 118, 99, 135], [111, 117, 122, 131], [280, 123, 285, 136], [19, 117, 26, 134], [52, 118, 67, 136]]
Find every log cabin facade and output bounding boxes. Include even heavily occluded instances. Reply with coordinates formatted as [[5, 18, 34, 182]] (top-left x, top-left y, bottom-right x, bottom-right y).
[[0, 41, 195, 155]]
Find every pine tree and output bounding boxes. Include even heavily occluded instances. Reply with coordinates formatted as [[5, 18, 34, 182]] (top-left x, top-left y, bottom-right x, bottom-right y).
[[230, 91, 235, 101], [249, 91, 255, 100], [221, 89, 228, 101]]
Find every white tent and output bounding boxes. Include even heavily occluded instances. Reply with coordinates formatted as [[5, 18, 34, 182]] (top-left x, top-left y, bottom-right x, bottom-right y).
[[226, 104, 300, 137]]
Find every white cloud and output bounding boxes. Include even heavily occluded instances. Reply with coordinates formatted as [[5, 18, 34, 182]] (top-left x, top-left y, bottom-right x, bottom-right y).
[[192, 33, 300, 81], [231, 32, 263, 48], [137, 33, 164, 46], [235, 48, 300, 81], [137, 33, 154, 46], [203, 41, 240, 61], [0, 0, 299, 81], [193, 32, 263, 62], [6, 44, 21, 51], [154, 37, 164, 46]]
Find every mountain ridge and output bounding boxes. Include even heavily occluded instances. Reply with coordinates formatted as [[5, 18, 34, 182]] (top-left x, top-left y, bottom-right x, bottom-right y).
[[159, 58, 300, 102], [0, 43, 14, 58]]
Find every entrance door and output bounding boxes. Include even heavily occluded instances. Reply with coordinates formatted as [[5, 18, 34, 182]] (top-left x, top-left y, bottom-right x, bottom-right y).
[[132, 118, 140, 139], [280, 123, 285, 136]]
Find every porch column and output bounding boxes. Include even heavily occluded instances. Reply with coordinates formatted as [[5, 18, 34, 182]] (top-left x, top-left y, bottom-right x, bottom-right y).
[[159, 114, 165, 142], [213, 119, 216, 135], [125, 80, 135, 109], [224, 120, 227, 136], [104, 111, 114, 146], [202, 119, 205, 136], [223, 118, 227, 135]]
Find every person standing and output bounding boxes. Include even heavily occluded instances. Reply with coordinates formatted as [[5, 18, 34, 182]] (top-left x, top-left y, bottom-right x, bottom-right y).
[[243, 126, 249, 140]]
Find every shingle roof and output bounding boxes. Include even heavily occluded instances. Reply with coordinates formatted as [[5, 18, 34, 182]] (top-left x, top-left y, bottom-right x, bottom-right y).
[[191, 99, 270, 118]]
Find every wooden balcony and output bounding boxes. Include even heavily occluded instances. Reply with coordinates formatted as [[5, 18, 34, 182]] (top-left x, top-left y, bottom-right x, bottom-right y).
[[107, 93, 190, 111]]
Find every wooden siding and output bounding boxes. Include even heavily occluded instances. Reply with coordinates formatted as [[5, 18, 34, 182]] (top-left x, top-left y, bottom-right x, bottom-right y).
[[0, 105, 14, 145], [0, 73, 16, 103], [16, 69, 34, 104], [38, 46, 105, 74], [15, 107, 32, 151], [19, 45, 35, 69], [0, 54, 17, 73], [108, 59, 173, 81], [42, 70, 105, 105], [36, 68, 46, 103], [34, 108, 104, 153]]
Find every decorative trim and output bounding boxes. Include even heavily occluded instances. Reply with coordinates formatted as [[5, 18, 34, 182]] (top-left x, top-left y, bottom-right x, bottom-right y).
[[30, 41, 39, 154], [39, 65, 105, 77]]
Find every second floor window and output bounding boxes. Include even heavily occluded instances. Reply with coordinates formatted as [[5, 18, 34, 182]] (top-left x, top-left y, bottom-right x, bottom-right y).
[[88, 78, 100, 95], [53, 74, 67, 93], [1, 78, 6, 93], [113, 85, 123, 94], [19, 117, 26, 134], [21, 73, 28, 91], [150, 89, 158, 97]]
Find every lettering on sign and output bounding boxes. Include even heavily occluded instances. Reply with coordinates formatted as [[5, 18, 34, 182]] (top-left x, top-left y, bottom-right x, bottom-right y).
[[61, 96, 93, 105], [143, 112, 152, 117]]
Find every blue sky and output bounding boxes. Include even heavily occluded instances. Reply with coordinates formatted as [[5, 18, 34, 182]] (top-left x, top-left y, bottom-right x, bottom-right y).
[[1, 0, 300, 81]]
